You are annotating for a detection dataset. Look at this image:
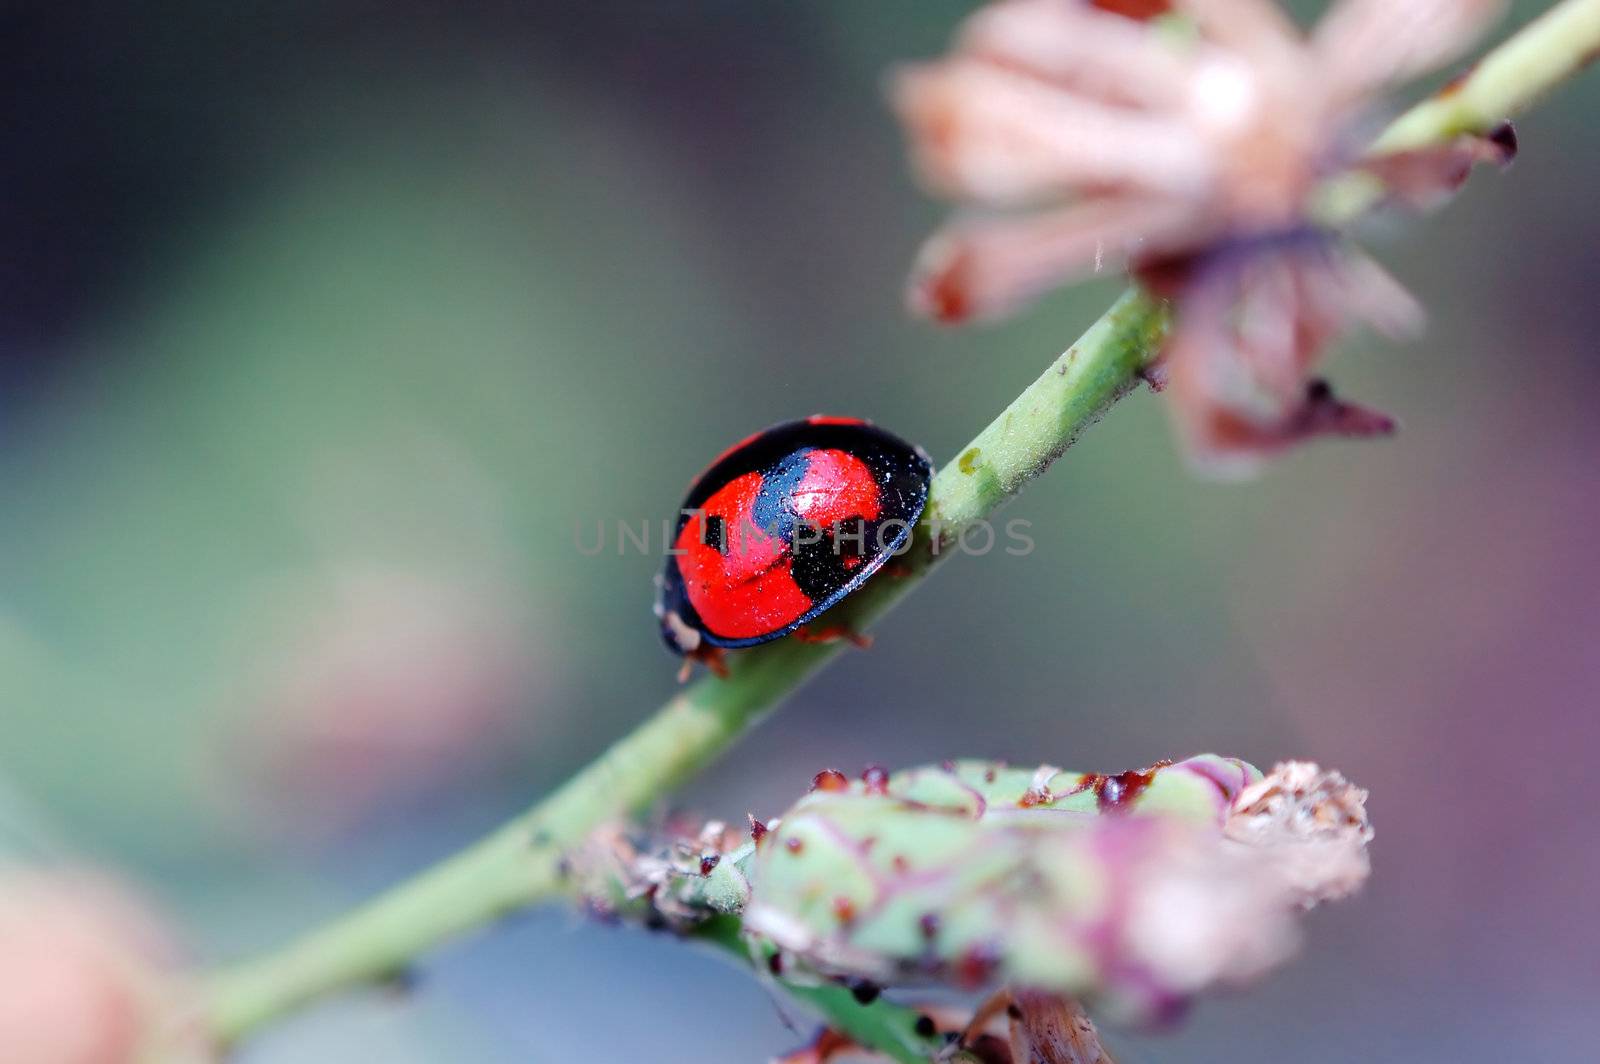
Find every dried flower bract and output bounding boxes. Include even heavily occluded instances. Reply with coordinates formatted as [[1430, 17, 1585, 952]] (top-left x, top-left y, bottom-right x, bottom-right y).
[[895, 0, 1509, 472]]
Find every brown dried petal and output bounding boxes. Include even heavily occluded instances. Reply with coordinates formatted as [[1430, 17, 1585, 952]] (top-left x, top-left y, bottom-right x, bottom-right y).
[[1178, 378, 1397, 477], [1226, 760, 1374, 907], [911, 196, 1206, 323], [891, 58, 1208, 205], [1163, 237, 1413, 474], [1314, 0, 1507, 105], [1174, 0, 1305, 66], [1361, 125, 1518, 211], [961, 0, 1192, 108], [1313, 246, 1426, 340], [1008, 991, 1120, 1064]]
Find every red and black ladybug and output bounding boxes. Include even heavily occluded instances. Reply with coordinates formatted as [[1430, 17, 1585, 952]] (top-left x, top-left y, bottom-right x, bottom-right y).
[[656, 415, 933, 674]]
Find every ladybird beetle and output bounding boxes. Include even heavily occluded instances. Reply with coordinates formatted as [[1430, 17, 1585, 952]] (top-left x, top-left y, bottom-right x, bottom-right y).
[[656, 415, 932, 669]]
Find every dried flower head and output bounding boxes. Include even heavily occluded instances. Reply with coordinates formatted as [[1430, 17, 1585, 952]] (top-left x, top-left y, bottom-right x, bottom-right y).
[[894, 0, 1510, 473], [741, 755, 1371, 1024], [1224, 760, 1374, 906], [573, 756, 1372, 1040]]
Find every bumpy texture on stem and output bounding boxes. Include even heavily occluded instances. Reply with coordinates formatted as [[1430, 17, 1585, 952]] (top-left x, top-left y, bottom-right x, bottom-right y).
[[203, 2, 1600, 1050], [205, 291, 1169, 1046]]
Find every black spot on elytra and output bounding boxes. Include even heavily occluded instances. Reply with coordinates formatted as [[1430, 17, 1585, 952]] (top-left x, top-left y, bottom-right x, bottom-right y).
[[703, 513, 728, 554]]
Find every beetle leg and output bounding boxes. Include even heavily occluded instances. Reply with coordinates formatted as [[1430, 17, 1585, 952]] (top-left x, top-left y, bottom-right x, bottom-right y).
[[792, 625, 874, 649], [677, 644, 729, 682]]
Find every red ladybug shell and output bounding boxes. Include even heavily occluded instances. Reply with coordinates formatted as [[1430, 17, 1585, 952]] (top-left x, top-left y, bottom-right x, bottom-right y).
[[656, 416, 933, 654]]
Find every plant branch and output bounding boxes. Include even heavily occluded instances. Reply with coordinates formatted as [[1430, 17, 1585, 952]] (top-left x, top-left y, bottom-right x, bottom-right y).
[[205, 290, 1169, 1048]]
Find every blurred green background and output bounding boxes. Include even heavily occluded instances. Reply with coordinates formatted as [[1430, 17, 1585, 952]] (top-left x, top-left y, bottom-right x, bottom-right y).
[[3, 2, 1597, 1060]]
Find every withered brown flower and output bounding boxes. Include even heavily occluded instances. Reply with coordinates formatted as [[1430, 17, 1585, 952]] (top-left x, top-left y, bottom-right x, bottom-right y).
[[894, 0, 1510, 473]]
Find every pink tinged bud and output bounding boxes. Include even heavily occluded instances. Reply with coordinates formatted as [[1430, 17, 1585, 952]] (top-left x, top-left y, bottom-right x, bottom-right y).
[[0, 871, 188, 1064]]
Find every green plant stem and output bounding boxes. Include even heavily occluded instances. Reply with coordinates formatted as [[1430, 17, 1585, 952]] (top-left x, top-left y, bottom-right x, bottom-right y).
[[1318, 0, 1600, 221], [1374, 0, 1600, 154], [205, 290, 1169, 1047], [696, 916, 948, 1064], [203, 3, 1600, 1051]]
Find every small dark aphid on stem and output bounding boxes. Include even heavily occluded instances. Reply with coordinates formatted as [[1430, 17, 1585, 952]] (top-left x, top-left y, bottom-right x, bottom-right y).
[[847, 978, 881, 1005]]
